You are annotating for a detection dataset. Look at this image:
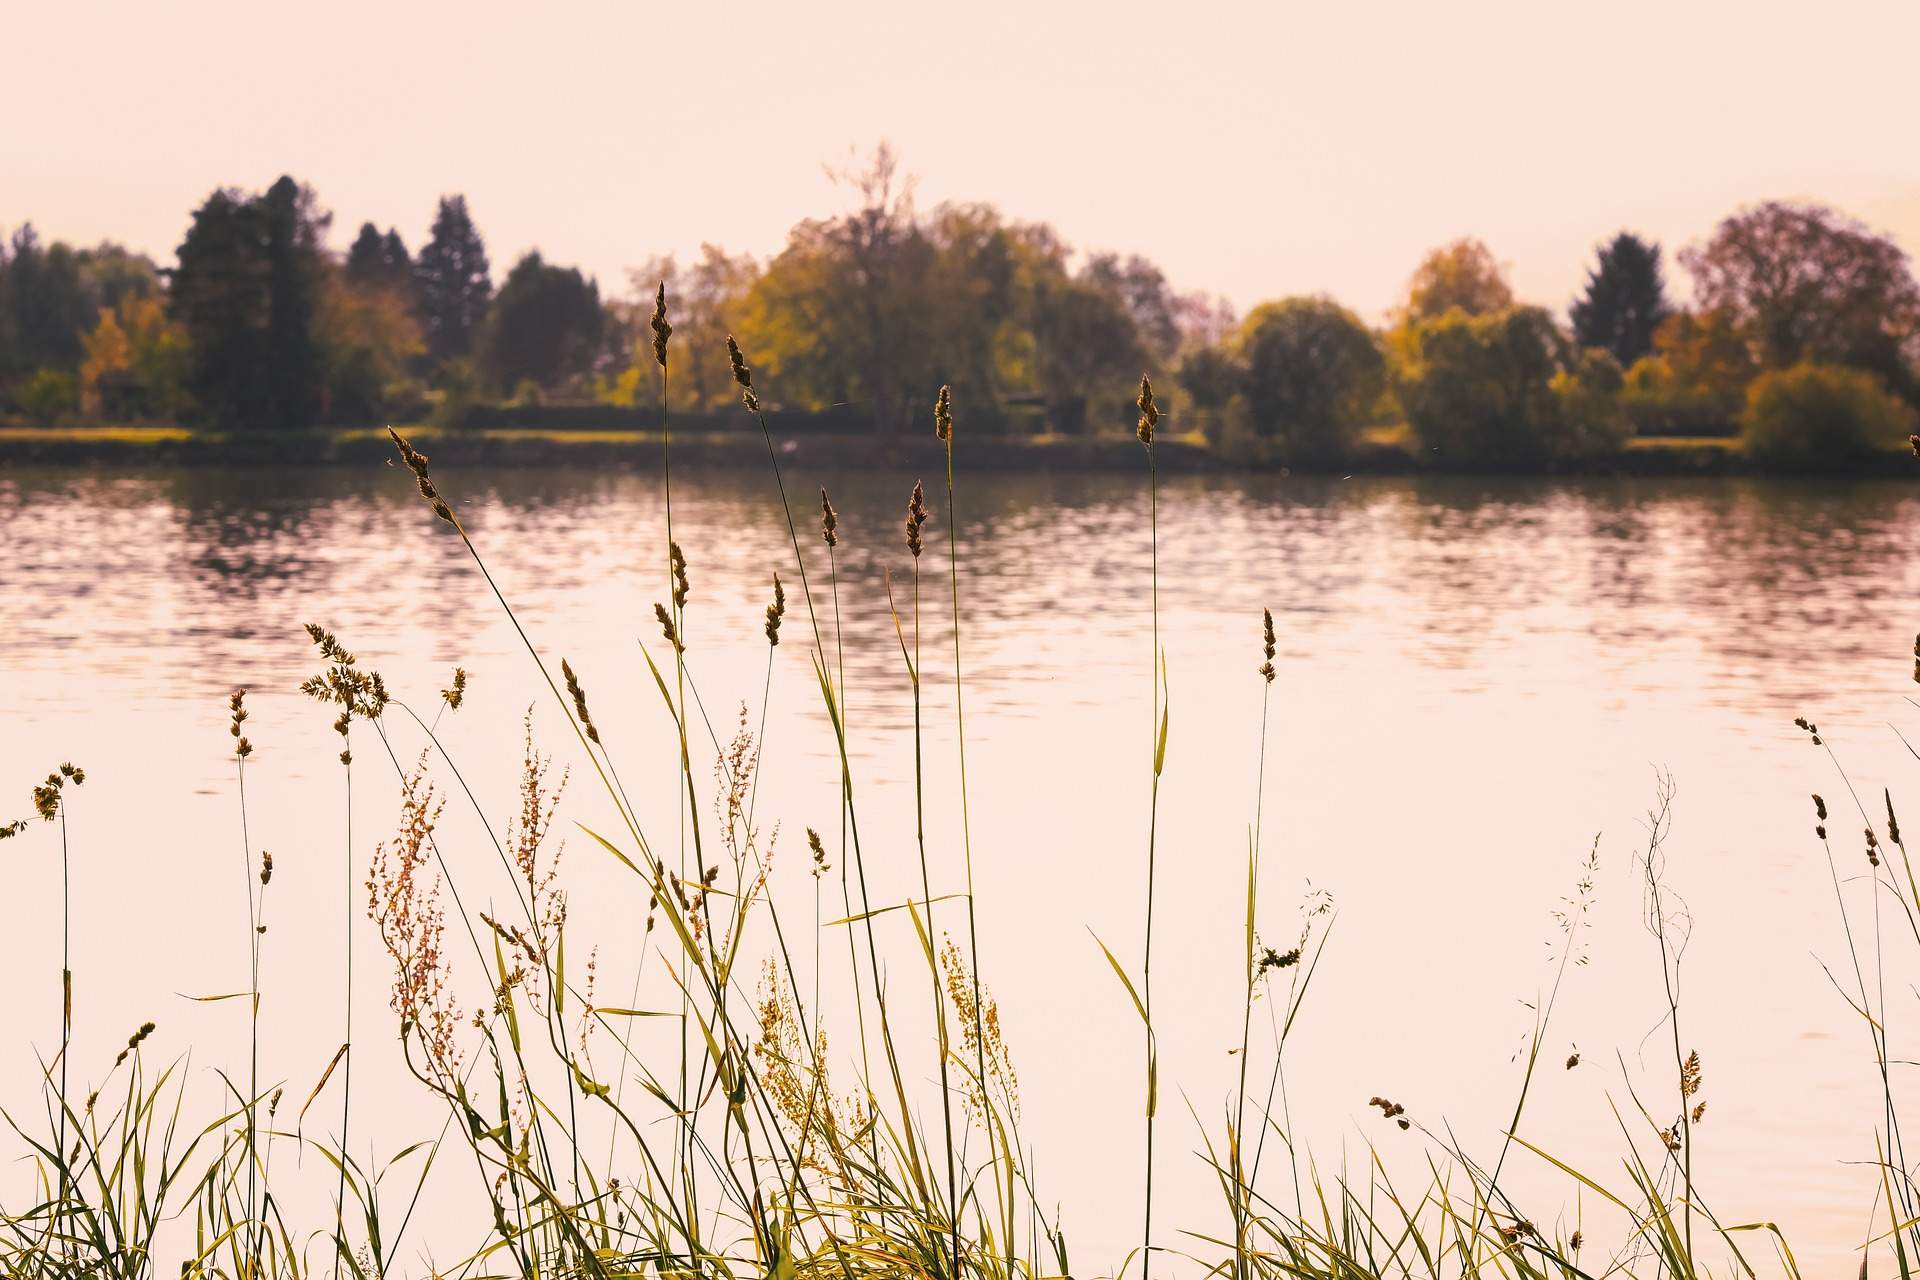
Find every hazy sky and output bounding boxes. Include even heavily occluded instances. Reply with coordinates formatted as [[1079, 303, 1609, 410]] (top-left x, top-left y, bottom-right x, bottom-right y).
[[8, 0, 1920, 321]]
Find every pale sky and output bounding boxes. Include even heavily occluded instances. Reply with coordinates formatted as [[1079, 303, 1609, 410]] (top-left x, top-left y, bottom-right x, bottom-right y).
[[8, 0, 1920, 322]]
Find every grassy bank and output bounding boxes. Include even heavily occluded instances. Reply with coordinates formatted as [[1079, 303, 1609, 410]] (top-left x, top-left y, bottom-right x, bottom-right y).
[[0, 421, 1909, 477], [3, 364, 1920, 1280]]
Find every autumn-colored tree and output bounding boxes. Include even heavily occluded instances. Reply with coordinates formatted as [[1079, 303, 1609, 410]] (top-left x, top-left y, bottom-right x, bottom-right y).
[[739, 144, 945, 430], [1681, 201, 1920, 399], [1403, 237, 1514, 321], [78, 295, 192, 420], [623, 245, 760, 410], [319, 269, 425, 422]]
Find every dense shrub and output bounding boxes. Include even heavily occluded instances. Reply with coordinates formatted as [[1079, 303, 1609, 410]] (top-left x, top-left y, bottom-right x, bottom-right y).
[[1740, 362, 1917, 465], [1400, 306, 1628, 465], [1233, 297, 1385, 463], [1620, 356, 1740, 437], [1550, 347, 1634, 458]]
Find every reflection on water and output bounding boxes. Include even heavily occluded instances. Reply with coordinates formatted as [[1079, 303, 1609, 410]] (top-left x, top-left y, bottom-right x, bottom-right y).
[[4, 462, 1920, 1274]]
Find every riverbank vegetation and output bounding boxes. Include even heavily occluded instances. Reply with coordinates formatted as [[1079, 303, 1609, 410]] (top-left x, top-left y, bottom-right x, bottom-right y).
[[3, 148, 1918, 473], [4, 312, 1920, 1276]]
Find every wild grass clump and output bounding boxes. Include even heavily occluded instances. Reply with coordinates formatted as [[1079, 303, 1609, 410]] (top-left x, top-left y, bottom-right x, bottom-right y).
[[4, 310, 1920, 1280]]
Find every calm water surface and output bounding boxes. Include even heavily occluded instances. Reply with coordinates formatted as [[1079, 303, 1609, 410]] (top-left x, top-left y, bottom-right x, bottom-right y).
[[4, 460, 1920, 1275]]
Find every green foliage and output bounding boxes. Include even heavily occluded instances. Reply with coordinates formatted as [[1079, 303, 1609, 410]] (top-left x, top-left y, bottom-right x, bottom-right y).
[[16, 367, 78, 421], [477, 251, 604, 394], [1570, 231, 1671, 365], [0, 226, 94, 386], [1399, 305, 1623, 464], [1550, 345, 1634, 456], [1228, 296, 1384, 462], [1739, 361, 1918, 465], [1621, 354, 1739, 438]]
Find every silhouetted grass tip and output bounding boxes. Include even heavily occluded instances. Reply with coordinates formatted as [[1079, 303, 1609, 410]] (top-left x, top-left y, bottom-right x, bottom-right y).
[[907, 480, 928, 558], [442, 667, 467, 711], [1136, 375, 1159, 444], [649, 283, 672, 369], [1794, 715, 1823, 746], [726, 335, 761, 411], [820, 488, 838, 547], [1260, 609, 1276, 683], [765, 573, 786, 646], [112, 1020, 156, 1069], [935, 384, 953, 442], [807, 826, 829, 876], [301, 623, 388, 762], [229, 688, 253, 758], [31, 763, 85, 822], [1368, 1096, 1410, 1130], [259, 849, 273, 886], [386, 427, 455, 524], [561, 659, 600, 745]]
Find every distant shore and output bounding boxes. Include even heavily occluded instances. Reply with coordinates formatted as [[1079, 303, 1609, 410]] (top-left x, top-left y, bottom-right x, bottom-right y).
[[0, 423, 1908, 478]]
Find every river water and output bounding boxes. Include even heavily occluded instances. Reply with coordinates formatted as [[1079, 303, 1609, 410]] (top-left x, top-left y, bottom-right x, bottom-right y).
[[4, 459, 1919, 1275]]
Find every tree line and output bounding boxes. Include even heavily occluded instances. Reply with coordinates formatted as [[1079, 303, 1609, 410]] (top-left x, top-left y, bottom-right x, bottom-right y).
[[4, 146, 1918, 465]]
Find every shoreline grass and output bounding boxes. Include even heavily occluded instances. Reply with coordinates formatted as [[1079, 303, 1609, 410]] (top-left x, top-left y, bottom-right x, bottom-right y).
[[3, 333, 1919, 1280]]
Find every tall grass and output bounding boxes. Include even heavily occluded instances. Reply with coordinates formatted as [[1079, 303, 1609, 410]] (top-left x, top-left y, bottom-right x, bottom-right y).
[[2, 343, 1918, 1280]]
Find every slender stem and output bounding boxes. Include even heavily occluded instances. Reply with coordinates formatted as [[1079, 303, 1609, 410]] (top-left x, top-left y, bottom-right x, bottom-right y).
[[906, 564, 961, 1279], [56, 804, 71, 1253], [1233, 679, 1271, 1280], [1141, 443, 1160, 1280], [236, 753, 261, 1264], [943, 433, 990, 1217], [334, 749, 354, 1277]]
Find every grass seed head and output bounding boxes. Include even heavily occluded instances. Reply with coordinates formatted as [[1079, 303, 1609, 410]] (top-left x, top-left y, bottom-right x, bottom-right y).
[[387, 427, 455, 524], [229, 688, 253, 758], [561, 659, 600, 745], [649, 282, 672, 368], [442, 667, 467, 711], [820, 488, 839, 547], [670, 541, 690, 609], [1136, 374, 1159, 444], [726, 335, 761, 410], [655, 603, 684, 653], [935, 384, 953, 442], [765, 573, 786, 646], [906, 480, 928, 557]]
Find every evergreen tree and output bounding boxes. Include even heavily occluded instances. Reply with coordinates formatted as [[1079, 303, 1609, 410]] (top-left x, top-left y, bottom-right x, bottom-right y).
[[1570, 232, 1671, 365], [0, 225, 93, 383], [416, 195, 491, 366], [262, 176, 328, 426], [171, 177, 329, 428], [345, 222, 413, 292]]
